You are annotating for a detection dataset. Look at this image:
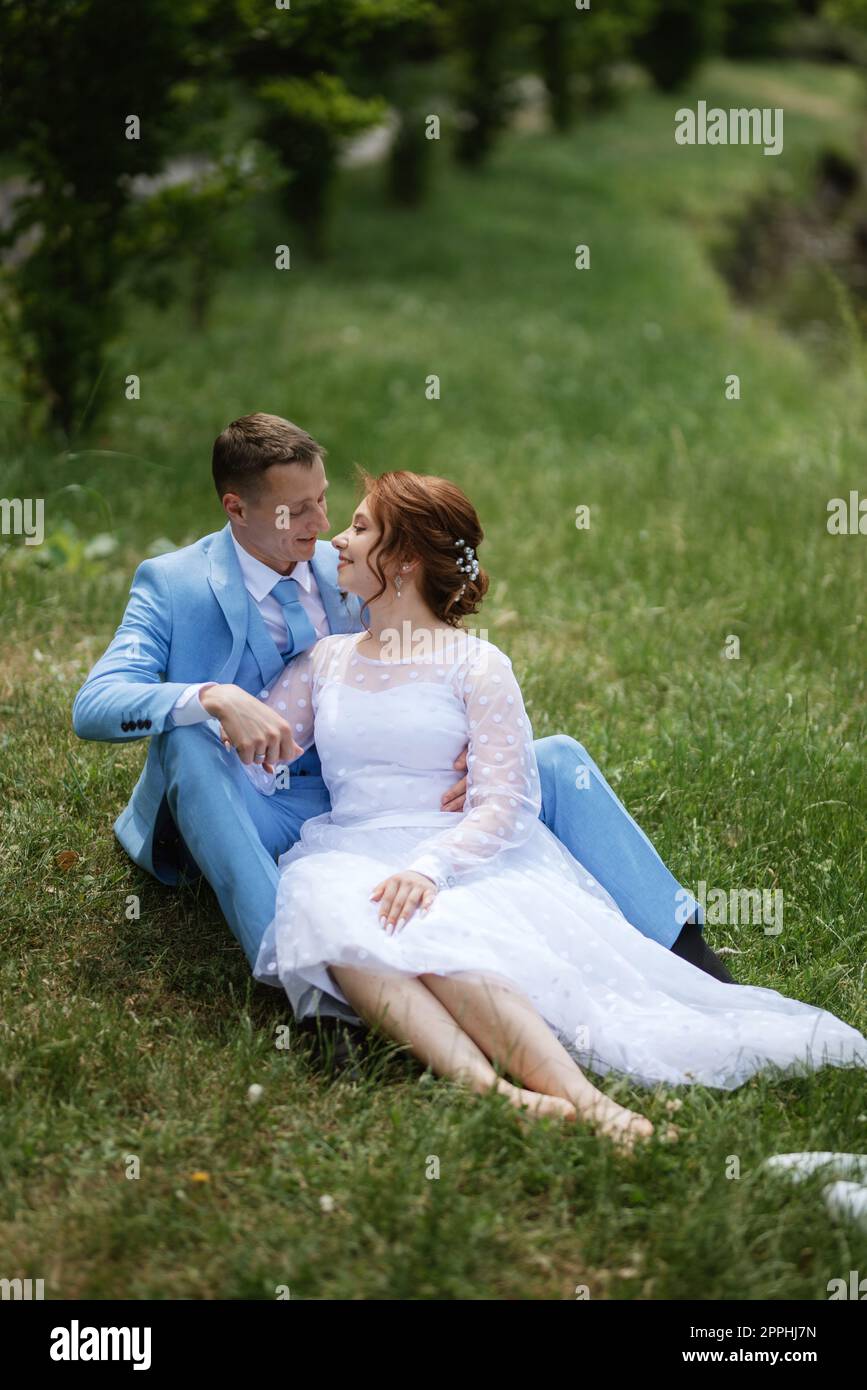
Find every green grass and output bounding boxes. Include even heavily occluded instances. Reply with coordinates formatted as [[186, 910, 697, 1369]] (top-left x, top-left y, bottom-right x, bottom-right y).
[[1, 58, 866, 1299]]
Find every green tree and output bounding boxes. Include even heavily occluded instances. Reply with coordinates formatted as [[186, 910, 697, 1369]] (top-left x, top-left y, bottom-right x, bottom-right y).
[[632, 0, 726, 92], [529, 0, 654, 131], [226, 0, 436, 254], [0, 0, 203, 434], [441, 0, 522, 167], [257, 73, 384, 258]]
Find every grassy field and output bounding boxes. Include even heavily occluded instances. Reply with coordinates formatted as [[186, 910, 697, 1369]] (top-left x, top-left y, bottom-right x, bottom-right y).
[[1, 58, 866, 1300]]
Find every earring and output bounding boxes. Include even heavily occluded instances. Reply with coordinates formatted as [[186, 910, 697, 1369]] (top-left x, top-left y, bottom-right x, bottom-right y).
[[394, 574, 403, 598]]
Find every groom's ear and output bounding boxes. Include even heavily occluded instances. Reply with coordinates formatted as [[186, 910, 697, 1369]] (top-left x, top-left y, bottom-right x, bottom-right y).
[[222, 492, 246, 523]]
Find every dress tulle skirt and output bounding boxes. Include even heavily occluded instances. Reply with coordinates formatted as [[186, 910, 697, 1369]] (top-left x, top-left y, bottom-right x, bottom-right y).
[[253, 814, 867, 1092]]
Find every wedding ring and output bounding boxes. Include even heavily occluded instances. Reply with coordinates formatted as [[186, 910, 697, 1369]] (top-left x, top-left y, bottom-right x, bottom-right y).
[[254, 754, 266, 763]]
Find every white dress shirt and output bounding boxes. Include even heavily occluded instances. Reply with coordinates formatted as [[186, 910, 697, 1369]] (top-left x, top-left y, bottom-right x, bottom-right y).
[[170, 531, 330, 725]]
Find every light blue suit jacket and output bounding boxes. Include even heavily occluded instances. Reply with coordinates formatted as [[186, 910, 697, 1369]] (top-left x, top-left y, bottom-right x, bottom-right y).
[[72, 523, 363, 881]]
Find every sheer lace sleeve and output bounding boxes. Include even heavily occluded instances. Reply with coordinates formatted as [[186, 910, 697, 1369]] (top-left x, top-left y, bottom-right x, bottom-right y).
[[239, 641, 322, 796], [406, 642, 541, 888]]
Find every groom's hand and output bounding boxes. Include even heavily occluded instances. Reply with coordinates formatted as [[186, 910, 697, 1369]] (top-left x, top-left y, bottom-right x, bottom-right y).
[[201, 684, 302, 770], [441, 746, 468, 812]]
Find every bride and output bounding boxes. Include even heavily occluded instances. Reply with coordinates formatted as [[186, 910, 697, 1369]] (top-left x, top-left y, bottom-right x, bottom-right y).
[[231, 469, 867, 1150]]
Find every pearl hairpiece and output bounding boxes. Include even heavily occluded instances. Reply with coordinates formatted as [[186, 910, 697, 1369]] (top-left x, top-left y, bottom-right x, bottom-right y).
[[454, 537, 479, 596]]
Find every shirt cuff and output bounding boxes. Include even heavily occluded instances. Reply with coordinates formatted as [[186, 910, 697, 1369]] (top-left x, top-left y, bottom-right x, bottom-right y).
[[169, 681, 218, 726], [407, 855, 457, 891]]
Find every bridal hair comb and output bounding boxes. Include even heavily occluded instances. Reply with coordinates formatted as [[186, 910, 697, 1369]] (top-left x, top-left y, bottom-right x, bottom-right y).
[[454, 537, 480, 596]]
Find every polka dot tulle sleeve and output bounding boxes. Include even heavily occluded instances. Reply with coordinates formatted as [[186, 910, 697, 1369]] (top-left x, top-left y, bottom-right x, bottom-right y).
[[407, 646, 542, 890], [240, 642, 322, 795], [258, 644, 318, 748]]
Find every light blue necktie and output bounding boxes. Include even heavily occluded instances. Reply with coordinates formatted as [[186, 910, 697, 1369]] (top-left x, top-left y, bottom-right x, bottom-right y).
[[271, 576, 317, 658]]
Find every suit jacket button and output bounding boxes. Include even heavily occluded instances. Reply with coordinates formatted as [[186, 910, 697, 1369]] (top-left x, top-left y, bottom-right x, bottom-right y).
[[144, 719, 152, 729], [136, 719, 145, 729], [121, 721, 129, 731]]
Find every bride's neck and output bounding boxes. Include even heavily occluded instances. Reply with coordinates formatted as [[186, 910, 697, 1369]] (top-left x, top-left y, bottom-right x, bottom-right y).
[[359, 595, 442, 645]]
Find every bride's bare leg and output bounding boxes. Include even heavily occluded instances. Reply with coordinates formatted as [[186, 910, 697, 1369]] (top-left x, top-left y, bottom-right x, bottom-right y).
[[419, 972, 676, 1150], [329, 964, 576, 1122]]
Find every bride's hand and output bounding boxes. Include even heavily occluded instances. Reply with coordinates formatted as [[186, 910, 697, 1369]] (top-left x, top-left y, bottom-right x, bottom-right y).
[[370, 871, 437, 935]]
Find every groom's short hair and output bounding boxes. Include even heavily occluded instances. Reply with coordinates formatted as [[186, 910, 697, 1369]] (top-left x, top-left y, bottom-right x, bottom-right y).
[[212, 413, 325, 499]]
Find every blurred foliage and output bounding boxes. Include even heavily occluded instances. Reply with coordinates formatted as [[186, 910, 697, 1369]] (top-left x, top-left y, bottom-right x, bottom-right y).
[[257, 75, 385, 257], [0, 524, 187, 581], [0, 0, 216, 436], [826, 0, 867, 25], [633, 0, 727, 91], [2, 0, 866, 436], [441, 0, 523, 167], [224, 0, 437, 253], [119, 145, 283, 328], [386, 61, 446, 206], [722, 0, 798, 57], [528, 0, 654, 131]]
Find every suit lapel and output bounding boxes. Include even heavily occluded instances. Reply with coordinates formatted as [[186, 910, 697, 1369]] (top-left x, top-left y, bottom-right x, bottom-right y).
[[208, 524, 250, 684], [245, 596, 284, 688]]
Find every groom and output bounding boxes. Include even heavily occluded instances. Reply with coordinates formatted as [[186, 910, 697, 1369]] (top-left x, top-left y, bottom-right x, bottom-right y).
[[72, 413, 733, 1007]]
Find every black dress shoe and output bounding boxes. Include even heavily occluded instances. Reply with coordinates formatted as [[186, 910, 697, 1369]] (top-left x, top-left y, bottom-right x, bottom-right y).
[[297, 1017, 369, 1073], [332, 1025, 369, 1073], [671, 921, 737, 984]]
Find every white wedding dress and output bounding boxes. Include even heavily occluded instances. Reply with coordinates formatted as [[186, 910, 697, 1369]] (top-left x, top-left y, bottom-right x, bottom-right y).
[[245, 631, 867, 1091]]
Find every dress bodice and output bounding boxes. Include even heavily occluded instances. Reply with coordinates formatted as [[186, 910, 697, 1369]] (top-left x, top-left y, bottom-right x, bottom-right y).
[[315, 679, 469, 825], [248, 630, 542, 890]]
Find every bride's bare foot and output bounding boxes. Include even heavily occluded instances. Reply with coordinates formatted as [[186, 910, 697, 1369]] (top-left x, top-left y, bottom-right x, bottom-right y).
[[494, 1078, 577, 1122], [572, 1089, 655, 1153]]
